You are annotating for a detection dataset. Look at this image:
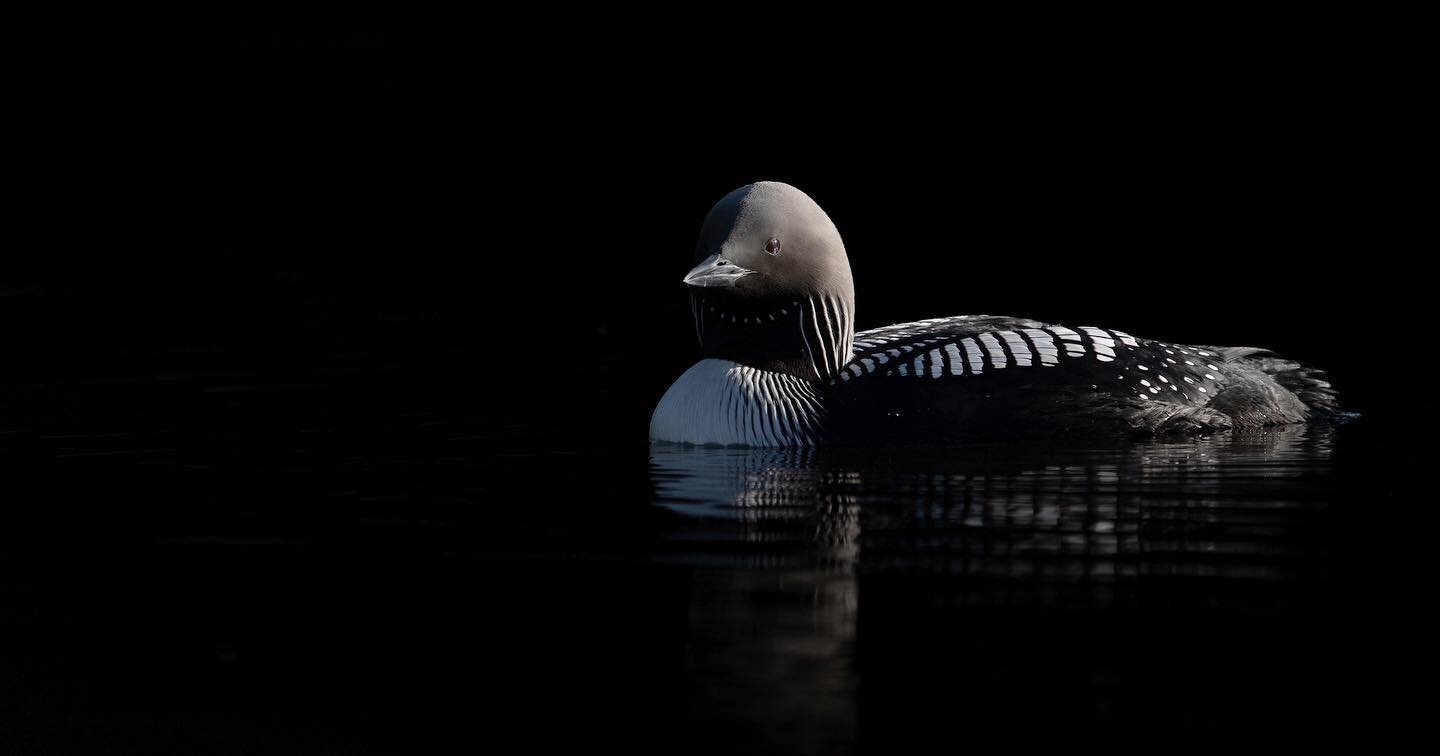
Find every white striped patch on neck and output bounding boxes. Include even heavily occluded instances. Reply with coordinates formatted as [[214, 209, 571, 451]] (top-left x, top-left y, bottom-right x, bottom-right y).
[[799, 294, 855, 382], [650, 359, 825, 447]]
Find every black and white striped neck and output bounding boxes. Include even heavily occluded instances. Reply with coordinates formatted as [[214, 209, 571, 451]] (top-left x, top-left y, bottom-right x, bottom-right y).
[[796, 293, 855, 383], [691, 290, 855, 384]]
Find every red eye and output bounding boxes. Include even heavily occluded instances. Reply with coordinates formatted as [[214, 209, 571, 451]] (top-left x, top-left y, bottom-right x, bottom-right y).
[[764, 237, 782, 255]]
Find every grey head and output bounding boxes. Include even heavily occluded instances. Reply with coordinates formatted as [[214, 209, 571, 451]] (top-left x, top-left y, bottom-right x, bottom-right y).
[[683, 181, 856, 382]]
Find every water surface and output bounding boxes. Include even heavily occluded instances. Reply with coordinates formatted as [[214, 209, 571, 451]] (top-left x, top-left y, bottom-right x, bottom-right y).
[[2, 391, 1434, 753], [646, 425, 1425, 753]]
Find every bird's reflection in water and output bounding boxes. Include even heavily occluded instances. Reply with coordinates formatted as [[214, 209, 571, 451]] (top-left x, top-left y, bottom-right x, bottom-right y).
[[649, 425, 1337, 754], [651, 446, 861, 754]]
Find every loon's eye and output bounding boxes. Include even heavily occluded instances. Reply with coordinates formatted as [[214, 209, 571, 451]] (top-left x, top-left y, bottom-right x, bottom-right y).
[[764, 237, 782, 255]]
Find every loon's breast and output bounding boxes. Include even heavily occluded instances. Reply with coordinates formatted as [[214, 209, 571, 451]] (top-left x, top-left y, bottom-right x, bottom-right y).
[[649, 359, 825, 447]]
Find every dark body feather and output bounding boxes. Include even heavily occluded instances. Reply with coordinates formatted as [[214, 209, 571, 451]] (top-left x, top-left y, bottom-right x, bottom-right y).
[[821, 315, 1348, 444]]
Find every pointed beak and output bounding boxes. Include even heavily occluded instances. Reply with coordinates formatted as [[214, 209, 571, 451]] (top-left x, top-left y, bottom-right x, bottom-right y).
[[682, 253, 755, 288]]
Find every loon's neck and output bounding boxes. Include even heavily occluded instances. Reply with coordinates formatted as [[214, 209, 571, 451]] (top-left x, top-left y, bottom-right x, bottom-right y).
[[694, 292, 855, 383], [650, 359, 827, 447]]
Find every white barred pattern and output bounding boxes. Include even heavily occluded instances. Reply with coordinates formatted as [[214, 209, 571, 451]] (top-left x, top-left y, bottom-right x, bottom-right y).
[[1000, 331, 1033, 366], [839, 323, 1227, 406], [1023, 329, 1061, 366], [961, 337, 985, 374], [651, 359, 826, 446], [978, 332, 1007, 368], [945, 343, 964, 374]]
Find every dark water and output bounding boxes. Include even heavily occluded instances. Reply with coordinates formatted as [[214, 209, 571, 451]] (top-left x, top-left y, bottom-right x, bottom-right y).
[[656, 426, 1428, 748], [3, 367, 1435, 754], [652, 428, 1351, 753]]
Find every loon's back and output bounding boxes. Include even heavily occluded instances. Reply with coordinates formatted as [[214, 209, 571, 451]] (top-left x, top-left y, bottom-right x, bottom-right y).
[[820, 315, 1345, 444]]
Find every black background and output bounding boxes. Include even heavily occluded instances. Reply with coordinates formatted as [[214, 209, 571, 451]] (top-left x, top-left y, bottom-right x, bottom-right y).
[[6, 9, 1437, 428], [3, 7, 1437, 754]]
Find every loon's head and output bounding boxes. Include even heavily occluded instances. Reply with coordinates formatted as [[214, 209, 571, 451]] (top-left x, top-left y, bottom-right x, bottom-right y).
[[683, 182, 855, 382]]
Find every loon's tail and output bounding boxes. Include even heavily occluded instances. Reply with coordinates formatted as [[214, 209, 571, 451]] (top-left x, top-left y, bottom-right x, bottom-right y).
[[1208, 346, 1356, 421]]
